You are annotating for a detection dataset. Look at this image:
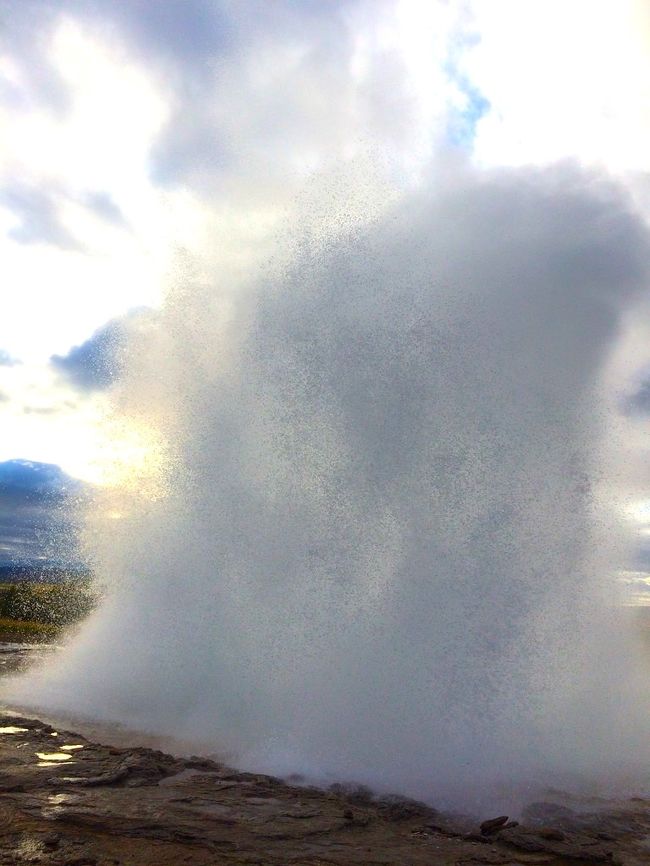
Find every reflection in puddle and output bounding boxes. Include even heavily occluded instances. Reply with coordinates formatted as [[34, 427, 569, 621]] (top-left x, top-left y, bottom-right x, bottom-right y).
[[48, 793, 76, 804], [43, 791, 79, 817], [37, 760, 77, 767], [61, 744, 83, 751], [0, 726, 29, 734], [35, 752, 73, 761]]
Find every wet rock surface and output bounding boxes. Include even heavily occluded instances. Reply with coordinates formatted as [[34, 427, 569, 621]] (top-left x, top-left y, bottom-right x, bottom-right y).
[[0, 715, 648, 865]]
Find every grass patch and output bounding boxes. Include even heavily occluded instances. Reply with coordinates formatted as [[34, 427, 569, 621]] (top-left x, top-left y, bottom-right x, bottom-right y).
[[0, 616, 61, 642], [0, 580, 97, 635]]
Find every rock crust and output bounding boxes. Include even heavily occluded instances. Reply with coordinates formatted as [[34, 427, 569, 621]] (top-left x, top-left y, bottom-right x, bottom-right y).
[[0, 714, 648, 865]]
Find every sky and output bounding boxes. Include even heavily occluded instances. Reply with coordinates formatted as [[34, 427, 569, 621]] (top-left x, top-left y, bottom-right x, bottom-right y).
[[1, 0, 650, 571]]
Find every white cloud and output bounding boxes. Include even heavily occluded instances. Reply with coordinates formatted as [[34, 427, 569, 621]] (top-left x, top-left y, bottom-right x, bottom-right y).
[[464, 0, 650, 174], [1, 0, 650, 487]]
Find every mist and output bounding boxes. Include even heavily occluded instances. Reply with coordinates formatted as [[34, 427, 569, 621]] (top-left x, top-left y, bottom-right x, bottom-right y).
[[6, 160, 650, 810]]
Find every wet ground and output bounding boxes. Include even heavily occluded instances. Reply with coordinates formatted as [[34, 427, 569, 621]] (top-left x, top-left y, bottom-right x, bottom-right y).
[[0, 709, 648, 865], [1, 642, 649, 864], [0, 642, 56, 679]]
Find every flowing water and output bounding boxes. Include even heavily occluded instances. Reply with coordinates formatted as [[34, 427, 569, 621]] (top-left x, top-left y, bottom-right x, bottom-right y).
[[4, 162, 650, 811]]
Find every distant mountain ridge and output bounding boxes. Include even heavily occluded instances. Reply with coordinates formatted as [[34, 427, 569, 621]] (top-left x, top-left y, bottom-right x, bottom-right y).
[[0, 564, 92, 583], [0, 459, 87, 569], [0, 459, 83, 498]]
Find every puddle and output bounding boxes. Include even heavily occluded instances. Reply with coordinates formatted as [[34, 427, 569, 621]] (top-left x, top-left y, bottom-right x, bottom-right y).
[[37, 760, 77, 767], [0, 726, 29, 734], [48, 793, 77, 804], [61, 744, 84, 751], [43, 792, 79, 818], [36, 751, 73, 761]]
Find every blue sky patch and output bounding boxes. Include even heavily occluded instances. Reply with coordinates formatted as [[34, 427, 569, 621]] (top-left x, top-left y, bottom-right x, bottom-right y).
[[444, 58, 490, 149]]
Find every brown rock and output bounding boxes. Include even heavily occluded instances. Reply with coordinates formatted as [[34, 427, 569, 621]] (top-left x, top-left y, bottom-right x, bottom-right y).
[[481, 815, 510, 834], [42, 830, 61, 849], [0, 712, 647, 866], [536, 827, 565, 841]]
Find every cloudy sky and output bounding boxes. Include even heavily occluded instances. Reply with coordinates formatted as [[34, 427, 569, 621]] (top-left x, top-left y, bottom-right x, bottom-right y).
[[1, 0, 650, 569]]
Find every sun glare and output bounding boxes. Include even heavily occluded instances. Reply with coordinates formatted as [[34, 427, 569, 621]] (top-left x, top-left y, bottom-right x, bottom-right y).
[[88, 417, 168, 495]]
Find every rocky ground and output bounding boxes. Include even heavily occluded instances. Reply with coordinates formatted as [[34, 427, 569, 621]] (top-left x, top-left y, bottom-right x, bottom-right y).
[[0, 714, 648, 865]]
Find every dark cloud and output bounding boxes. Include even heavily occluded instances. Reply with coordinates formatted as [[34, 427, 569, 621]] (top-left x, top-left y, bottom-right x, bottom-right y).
[[0, 0, 430, 201], [148, 2, 358, 190], [0, 459, 84, 568], [111, 0, 354, 190], [51, 319, 125, 391], [0, 459, 79, 497], [0, 182, 80, 249], [1, 0, 232, 189], [0, 0, 367, 192], [82, 0, 231, 70], [50, 308, 154, 392]]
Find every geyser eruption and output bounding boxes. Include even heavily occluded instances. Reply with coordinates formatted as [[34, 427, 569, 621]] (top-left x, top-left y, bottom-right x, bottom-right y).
[[6, 163, 650, 808]]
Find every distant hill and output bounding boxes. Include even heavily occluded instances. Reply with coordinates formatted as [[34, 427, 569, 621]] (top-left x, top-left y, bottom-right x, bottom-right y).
[[0, 459, 83, 498], [0, 564, 91, 584], [0, 459, 88, 571]]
